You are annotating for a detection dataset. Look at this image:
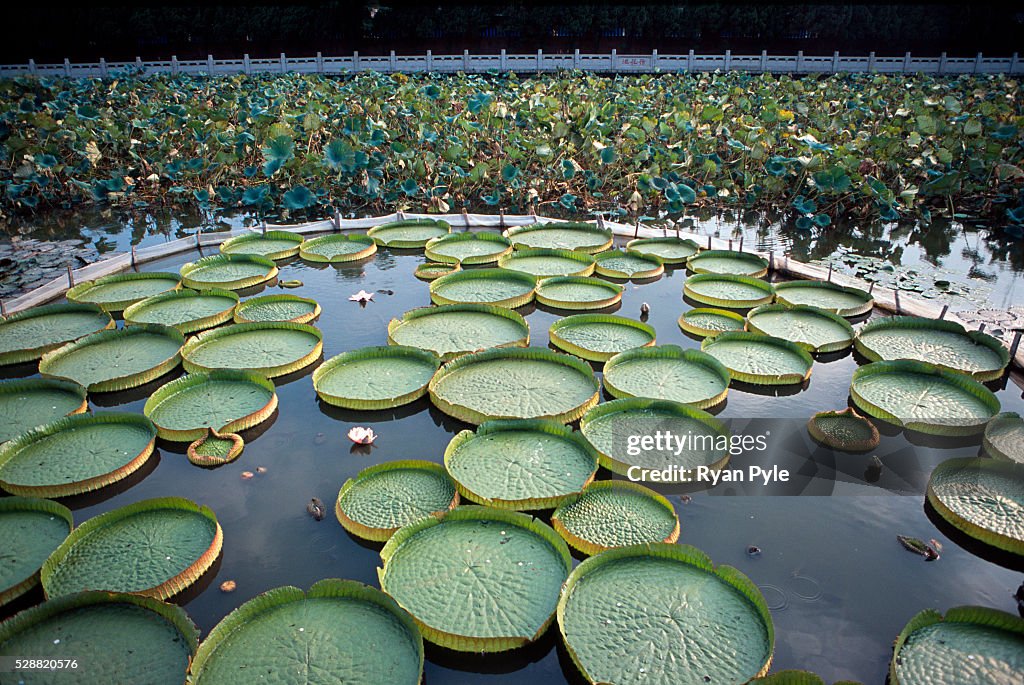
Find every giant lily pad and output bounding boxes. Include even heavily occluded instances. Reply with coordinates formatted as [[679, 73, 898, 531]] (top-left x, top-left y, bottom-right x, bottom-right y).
[[187, 429, 245, 467], [41, 497, 222, 600], [378, 506, 572, 652], [444, 419, 599, 510], [551, 481, 679, 555], [890, 606, 1024, 684], [549, 314, 656, 362], [179, 254, 278, 291], [429, 347, 599, 425], [0, 412, 156, 498], [850, 360, 1000, 435], [592, 249, 664, 280], [430, 268, 537, 308], [702, 331, 813, 384], [66, 272, 182, 312], [387, 304, 529, 361], [234, 294, 321, 324], [0, 378, 88, 444], [189, 579, 423, 684], [774, 280, 873, 317], [0, 497, 73, 606], [498, 248, 596, 279], [505, 222, 613, 253], [143, 370, 277, 442], [415, 262, 460, 280], [0, 303, 113, 365], [602, 345, 730, 408], [806, 408, 880, 452], [181, 322, 322, 378], [534, 276, 624, 310], [580, 398, 730, 479], [984, 412, 1024, 463], [425, 231, 513, 265], [299, 233, 377, 262], [747, 304, 855, 353], [123, 288, 239, 334], [625, 236, 700, 264], [0, 591, 198, 684], [367, 219, 451, 248], [678, 307, 746, 338], [219, 230, 304, 260], [313, 346, 439, 410], [558, 544, 774, 684], [38, 324, 183, 392], [855, 316, 1009, 381], [684, 273, 775, 309], [335, 460, 459, 541], [687, 249, 769, 277], [926, 458, 1024, 555]]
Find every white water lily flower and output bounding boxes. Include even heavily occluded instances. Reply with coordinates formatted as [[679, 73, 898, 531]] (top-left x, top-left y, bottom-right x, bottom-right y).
[[347, 426, 377, 445], [348, 289, 375, 303]]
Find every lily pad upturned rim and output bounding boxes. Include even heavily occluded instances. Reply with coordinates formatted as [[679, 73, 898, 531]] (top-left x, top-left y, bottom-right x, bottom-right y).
[[378, 505, 572, 652], [218, 230, 304, 260], [556, 543, 775, 684], [0, 496, 73, 607], [551, 481, 680, 556], [386, 303, 530, 362], [592, 249, 665, 280], [367, 218, 452, 248], [428, 347, 600, 425], [142, 369, 278, 442], [0, 377, 89, 441], [41, 496, 223, 601], [313, 345, 440, 410], [122, 288, 240, 334], [548, 313, 657, 362], [179, 253, 279, 291], [414, 262, 461, 281], [926, 457, 1024, 555], [38, 323, 184, 392], [773, 280, 874, 317], [0, 303, 114, 365], [65, 272, 183, 312], [686, 249, 770, 278], [890, 605, 1024, 685], [0, 412, 157, 498], [850, 360, 1000, 436], [984, 412, 1024, 462], [701, 331, 814, 385], [746, 303, 856, 353], [335, 460, 460, 541], [233, 293, 322, 324], [180, 321, 323, 378], [677, 307, 747, 338], [443, 419, 600, 510], [424, 231, 513, 265], [684, 273, 776, 309], [189, 579, 424, 684], [504, 221, 614, 254], [625, 236, 701, 263], [498, 248, 597, 279], [854, 315, 1010, 381], [187, 429, 245, 467], [602, 344, 731, 409], [429, 267, 538, 308], [534, 276, 624, 310], [806, 407, 880, 452], [298, 232, 378, 263]]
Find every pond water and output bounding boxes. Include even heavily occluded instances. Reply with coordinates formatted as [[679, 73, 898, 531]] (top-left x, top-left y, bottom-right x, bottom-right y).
[[1, 232, 1023, 683]]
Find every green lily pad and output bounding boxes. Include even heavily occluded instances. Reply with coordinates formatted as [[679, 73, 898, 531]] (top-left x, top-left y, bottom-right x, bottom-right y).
[[551, 481, 679, 555], [143, 370, 277, 442], [684, 274, 776, 309], [625, 236, 700, 263], [415, 262, 460, 280], [806, 408, 880, 452], [313, 346, 440, 410], [430, 268, 537, 308], [498, 248, 596, 279], [602, 345, 730, 408], [592, 249, 664, 279], [747, 304, 855, 352], [41, 497, 222, 600], [687, 249, 769, 277], [367, 219, 451, 248], [444, 419, 599, 510], [122, 288, 239, 334], [179, 254, 278, 291], [429, 347, 599, 425], [774, 280, 873, 317], [425, 231, 513, 265], [190, 580, 423, 684], [335, 460, 459, 541], [0, 303, 114, 366], [549, 314, 656, 362], [702, 331, 814, 384], [234, 294, 321, 324], [66, 272, 182, 312], [678, 307, 746, 338], [0, 378, 88, 444], [927, 458, 1024, 555], [378, 506, 572, 652], [387, 304, 530, 361], [534, 276, 624, 310], [0, 497, 73, 606], [181, 322, 322, 378], [505, 222, 613, 254], [557, 544, 774, 684], [219, 230, 304, 260], [0, 413, 156, 498], [984, 412, 1024, 463], [187, 429, 245, 467], [299, 233, 377, 263]]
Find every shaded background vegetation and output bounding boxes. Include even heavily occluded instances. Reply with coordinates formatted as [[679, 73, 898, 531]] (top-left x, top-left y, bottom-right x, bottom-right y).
[[3, 1, 1023, 62]]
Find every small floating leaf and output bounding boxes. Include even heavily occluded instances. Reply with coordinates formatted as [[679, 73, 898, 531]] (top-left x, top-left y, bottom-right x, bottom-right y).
[[806, 408, 880, 452]]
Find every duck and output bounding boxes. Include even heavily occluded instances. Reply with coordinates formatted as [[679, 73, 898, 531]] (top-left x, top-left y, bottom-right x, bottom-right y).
[[307, 497, 326, 521]]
